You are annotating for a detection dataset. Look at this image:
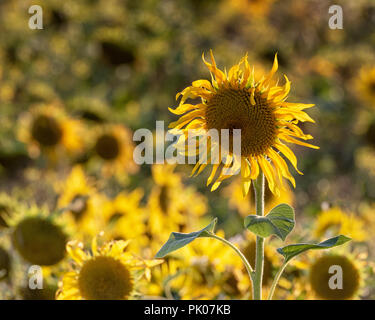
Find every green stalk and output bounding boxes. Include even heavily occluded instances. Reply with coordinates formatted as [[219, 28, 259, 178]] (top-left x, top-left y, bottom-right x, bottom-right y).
[[267, 260, 288, 300], [210, 233, 254, 285], [253, 173, 265, 300]]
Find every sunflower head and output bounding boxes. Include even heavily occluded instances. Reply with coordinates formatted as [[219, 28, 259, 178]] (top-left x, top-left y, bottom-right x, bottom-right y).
[[18, 103, 84, 158], [314, 207, 367, 242], [12, 216, 67, 266], [91, 124, 138, 178], [31, 114, 63, 147], [170, 50, 318, 197], [57, 236, 157, 300], [95, 133, 120, 160], [78, 255, 133, 300], [309, 254, 360, 300]]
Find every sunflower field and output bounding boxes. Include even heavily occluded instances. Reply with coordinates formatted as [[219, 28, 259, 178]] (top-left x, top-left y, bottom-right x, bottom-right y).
[[1, 0, 375, 301]]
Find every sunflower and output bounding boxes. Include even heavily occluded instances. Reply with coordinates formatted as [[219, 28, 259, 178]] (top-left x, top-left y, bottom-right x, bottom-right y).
[[314, 207, 367, 242], [282, 244, 369, 300], [91, 124, 138, 178], [56, 237, 157, 300], [102, 189, 147, 252], [169, 51, 318, 197], [55, 166, 105, 239], [7, 203, 71, 266], [147, 165, 207, 241], [17, 103, 84, 161], [139, 256, 187, 299], [308, 251, 368, 300], [355, 66, 375, 108]]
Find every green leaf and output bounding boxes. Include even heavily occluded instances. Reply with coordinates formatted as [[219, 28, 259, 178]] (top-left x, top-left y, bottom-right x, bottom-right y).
[[244, 203, 295, 240], [277, 235, 352, 262], [155, 218, 217, 258]]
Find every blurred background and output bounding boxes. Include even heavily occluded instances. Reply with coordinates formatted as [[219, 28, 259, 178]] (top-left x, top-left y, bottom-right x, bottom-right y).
[[0, 0, 375, 300]]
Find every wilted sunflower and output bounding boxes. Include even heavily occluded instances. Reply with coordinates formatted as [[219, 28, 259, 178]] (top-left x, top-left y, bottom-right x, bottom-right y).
[[169, 51, 318, 196], [356, 66, 375, 107], [56, 237, 158, 300]]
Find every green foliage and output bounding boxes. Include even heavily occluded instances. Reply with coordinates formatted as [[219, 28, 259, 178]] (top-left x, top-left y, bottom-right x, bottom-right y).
[[155, 218, 217, 258], [244, 204, 295, 240], [277, 235, 352, 263]]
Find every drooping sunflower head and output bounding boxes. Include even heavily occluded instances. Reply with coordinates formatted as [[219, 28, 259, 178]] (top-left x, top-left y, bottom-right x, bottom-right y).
[[309, 254, 361, 300], [8, 204, 70, 266], [12, 216, 67, 266], [56, 236, 159, 300], [170, 50, 318, 197]]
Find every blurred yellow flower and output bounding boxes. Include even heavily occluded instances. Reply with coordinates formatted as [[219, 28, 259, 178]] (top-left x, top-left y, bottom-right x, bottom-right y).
[[356, 66, 375, 108], [56, 166, 105, 239], [91, 124, 138, 178], [309, 253, 364, 300], [7, 204, 70, 266], [57, 237, 153, 300], [147, 165, 207, 241], [102, 188, 147, 252], [314, 207, 367, 242], [17, 103, 84, 161]]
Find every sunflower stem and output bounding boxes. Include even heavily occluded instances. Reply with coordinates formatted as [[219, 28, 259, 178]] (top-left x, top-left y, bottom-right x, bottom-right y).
[[209, 233, 254, 285], [253, 172, 265, 300], [267, 260, 289, 300]]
